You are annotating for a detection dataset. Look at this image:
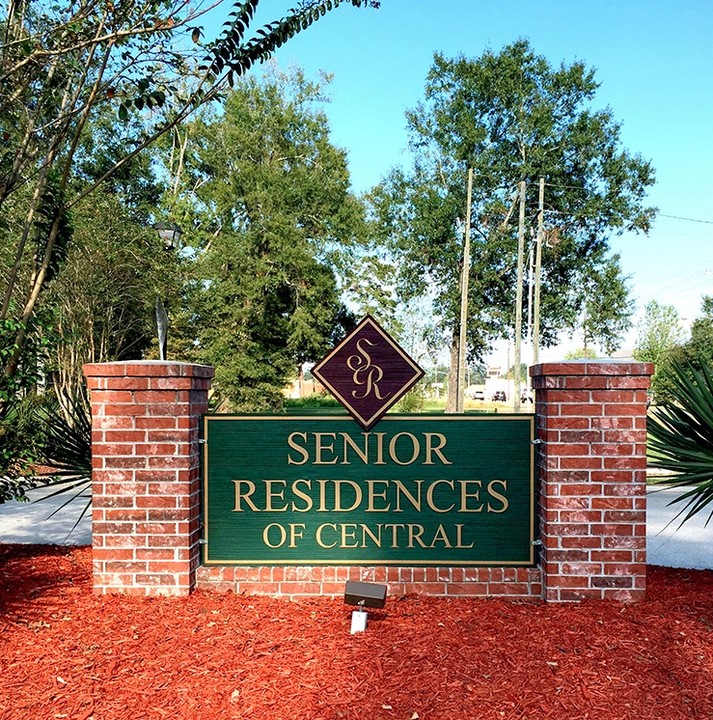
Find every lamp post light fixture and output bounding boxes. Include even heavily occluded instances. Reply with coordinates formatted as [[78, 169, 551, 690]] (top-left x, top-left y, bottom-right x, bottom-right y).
[[344, 580, 387, 634], [153, 221, 183, 250], [152, 222, 183, 361]]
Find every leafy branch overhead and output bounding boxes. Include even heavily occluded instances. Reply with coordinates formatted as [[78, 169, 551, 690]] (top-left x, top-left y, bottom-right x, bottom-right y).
[[0, 0, 378, 397], [206, 0, 379, 88]]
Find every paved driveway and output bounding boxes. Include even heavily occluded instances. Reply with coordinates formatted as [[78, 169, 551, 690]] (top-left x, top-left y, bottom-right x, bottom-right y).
[[1, 484, 711, 570], [646, 485, 713, 570]]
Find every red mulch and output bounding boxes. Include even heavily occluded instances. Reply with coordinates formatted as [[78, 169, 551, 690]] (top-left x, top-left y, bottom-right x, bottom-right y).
[[1, 546, 712, 720]]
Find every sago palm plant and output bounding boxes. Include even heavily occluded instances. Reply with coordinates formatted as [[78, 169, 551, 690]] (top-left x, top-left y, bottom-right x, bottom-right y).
[[28, 390, 92, 536], [647, 361, 713, 526]]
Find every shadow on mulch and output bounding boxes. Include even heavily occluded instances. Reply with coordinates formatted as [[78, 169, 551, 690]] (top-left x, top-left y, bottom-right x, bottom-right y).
[[0, 543, 91, 612]]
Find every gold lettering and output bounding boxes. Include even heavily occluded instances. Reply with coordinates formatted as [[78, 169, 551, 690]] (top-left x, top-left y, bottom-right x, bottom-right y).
[[340, 523, 359, 548], [314, 432, 338, 465], [347, 338, 391, 400], [316, 479, 329, 512], [232, 480, 260, 512], [289, 523, 305, 548], [333, 480, 363, 512], [383, 523, 405, 547], [430, 524, 453, 547], [264, 480, 288, 512], [286, 432, 309, 465], [424, 433, 451, 465], [290, 479, 313, 512], [487, 479, 509, 513], [315, 523, 338, 548], [365, 480, 391, 512], [389, 432, 420, 465], [455, 524, 475, 548], [458, 480, 484, 512], [393, 480, 422, 512], [407, 523, 427, 548], [426, 479, 455, 513], [374, 432, 386, 465], [341, 433, 370, 465], [360, 523, 382, 547], [262, 523, 286, 548]]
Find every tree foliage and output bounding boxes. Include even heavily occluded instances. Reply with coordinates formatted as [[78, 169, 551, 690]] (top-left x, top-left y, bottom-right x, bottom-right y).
[[0, 0, 378, 397], [633, 299, 686, 400], [163, 68, 364, 409], [368, 40, 655, 410], [652, 296, 713, 403]]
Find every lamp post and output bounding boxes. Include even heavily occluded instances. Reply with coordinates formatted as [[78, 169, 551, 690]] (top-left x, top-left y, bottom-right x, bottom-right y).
[[152, 222, 183, 361]]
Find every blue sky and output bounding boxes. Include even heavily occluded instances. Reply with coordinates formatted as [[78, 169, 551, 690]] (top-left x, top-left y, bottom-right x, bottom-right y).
[[210, 0, 713, 354]]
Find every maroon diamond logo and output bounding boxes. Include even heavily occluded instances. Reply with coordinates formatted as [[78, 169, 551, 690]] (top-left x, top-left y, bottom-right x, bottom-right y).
[[312, 315, 424, 429]]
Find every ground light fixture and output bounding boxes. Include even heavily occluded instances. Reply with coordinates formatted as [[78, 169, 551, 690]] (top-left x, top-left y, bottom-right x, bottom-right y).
[[344, 580, 387, 634]]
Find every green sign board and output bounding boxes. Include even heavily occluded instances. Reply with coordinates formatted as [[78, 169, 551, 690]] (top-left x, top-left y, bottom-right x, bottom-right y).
[[202, 415, 535, 566]]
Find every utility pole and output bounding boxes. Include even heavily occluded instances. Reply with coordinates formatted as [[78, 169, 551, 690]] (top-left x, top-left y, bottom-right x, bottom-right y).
[[513, 180, 526, 413], [456, 167, 474, 413], [533, 177, 545, 366]]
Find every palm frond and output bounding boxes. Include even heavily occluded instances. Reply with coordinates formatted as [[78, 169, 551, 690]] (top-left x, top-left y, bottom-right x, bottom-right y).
[[648, 361, 713, 526]]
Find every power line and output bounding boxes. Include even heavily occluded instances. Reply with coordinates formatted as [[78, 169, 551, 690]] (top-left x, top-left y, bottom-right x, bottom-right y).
[[543, 182, 713, 226], [659, 214, 713, 225]]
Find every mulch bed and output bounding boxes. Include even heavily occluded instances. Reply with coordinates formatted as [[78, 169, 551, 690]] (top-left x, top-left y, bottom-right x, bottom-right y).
[[1, 545, 712, 720]]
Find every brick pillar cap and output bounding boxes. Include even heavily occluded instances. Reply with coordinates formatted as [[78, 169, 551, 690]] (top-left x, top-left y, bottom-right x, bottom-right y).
[[530, 360, 654, 378], [83, 360, 215, 379]]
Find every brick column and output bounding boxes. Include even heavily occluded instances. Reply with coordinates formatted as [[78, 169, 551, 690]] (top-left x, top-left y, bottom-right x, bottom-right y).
[[530, 361, 654, 602], [83, 361, 213, 596]]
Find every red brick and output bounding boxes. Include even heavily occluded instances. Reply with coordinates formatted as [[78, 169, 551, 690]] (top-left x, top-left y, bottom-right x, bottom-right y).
[[486, 583, 532, 596], [562, 376, 610, 389], [591, 576, 633, 589], [560, 403, 604, 416], [591, 443, 635, 456], [135, 416, 177, 430], [592, 497, 634, 510], [560, 536, 602, 549], [94, 416, 135, 430], [559, 456, 602, 470], [279, 582, 324, 595], [593, 416, 634, 429], [558, 483, 602, 495], [545, 574, 590, 589]]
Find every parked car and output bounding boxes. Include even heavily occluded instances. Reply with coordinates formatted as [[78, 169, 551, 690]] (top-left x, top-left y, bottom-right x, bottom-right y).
[[466, 386, 486, 400]]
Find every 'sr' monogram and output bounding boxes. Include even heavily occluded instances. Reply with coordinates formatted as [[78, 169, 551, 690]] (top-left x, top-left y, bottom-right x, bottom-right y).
[[346, 338, 391, 400]]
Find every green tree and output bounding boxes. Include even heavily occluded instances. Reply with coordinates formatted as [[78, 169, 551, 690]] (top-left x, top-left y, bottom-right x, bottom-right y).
[[0, 0, 377, 397], [578, 252, 633, 354], [44, 195, 172, 401], [633, 299, 686, 399], [654, 296, 713, 402], [369, 40, 655, 411], [634, 300, 686, 364], [564, 347, 598, 360], [166, 68, 365, 409]]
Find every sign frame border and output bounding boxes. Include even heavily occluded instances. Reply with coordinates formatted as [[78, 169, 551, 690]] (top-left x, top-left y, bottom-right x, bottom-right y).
[[201, 414, 536, 567]]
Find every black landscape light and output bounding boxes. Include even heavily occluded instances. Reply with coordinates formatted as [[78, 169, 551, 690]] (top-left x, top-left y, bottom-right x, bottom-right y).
[[344, 580, 387, 633]]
